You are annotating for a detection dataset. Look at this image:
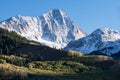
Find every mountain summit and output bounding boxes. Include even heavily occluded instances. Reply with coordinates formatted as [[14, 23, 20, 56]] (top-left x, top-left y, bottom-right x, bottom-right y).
[[0, 9, 86, 48], [65, 28, 120, 55]]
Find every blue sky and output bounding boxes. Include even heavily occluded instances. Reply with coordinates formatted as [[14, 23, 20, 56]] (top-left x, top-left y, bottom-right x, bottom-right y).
[[0, 0, 120, 34]]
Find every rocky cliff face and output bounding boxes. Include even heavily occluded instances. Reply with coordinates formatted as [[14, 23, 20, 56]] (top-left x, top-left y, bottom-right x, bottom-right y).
[[0, 9, 86, 48], [65, 28, 120, 55]]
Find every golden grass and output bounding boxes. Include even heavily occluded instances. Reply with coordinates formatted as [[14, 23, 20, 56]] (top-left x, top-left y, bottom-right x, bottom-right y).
[[0, 63, 29, 73], [0, 63, 63, 76], [29, 68, 63, 75]]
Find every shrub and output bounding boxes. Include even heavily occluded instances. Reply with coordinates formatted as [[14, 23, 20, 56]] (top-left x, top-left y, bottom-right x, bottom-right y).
[[27, 63, 34, 69], [67, 50, 82, 58], [0, 59, 6, 64], [0, 55, 27, 66]]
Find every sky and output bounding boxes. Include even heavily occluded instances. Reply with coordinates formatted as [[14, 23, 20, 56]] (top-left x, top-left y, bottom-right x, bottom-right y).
[[0, 0, 120, 34]]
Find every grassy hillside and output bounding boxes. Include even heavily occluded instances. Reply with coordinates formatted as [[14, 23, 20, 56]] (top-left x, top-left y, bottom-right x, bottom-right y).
[[0, 56, 120, 80]]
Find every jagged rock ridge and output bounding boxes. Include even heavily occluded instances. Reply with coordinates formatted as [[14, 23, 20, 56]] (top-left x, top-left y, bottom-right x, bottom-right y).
[[0, 9, 86, 48], [65, 28, 120, 55]]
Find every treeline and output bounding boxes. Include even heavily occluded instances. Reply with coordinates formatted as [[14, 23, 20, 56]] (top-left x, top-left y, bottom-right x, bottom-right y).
[[0, 28, 82, 62], [0, 28, 28, 54]]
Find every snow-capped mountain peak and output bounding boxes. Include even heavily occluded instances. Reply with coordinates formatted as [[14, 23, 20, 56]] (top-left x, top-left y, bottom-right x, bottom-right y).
[[48, 9, 67, 18], [65, 28, 120, 55], [0, 9, 86, 49], [91, 28, 120, 42]]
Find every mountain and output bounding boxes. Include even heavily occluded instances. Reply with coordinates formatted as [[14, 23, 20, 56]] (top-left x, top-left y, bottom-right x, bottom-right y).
[[65, 28, 120, 55], [0, 9, 86, 49]]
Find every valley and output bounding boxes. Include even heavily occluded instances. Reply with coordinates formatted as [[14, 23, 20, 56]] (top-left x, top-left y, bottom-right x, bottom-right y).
[[0, 27, 120, 80], [0, 9, 120, 80]]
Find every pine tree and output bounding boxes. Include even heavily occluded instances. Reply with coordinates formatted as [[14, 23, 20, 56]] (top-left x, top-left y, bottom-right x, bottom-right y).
[[0, 49, 2, 55], [5, 46, 9, 55]]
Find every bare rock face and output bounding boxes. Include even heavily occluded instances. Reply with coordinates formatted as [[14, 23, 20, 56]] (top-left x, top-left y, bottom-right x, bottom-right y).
[[0, 9, 86, 48], [65, 28, 120, 55]]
